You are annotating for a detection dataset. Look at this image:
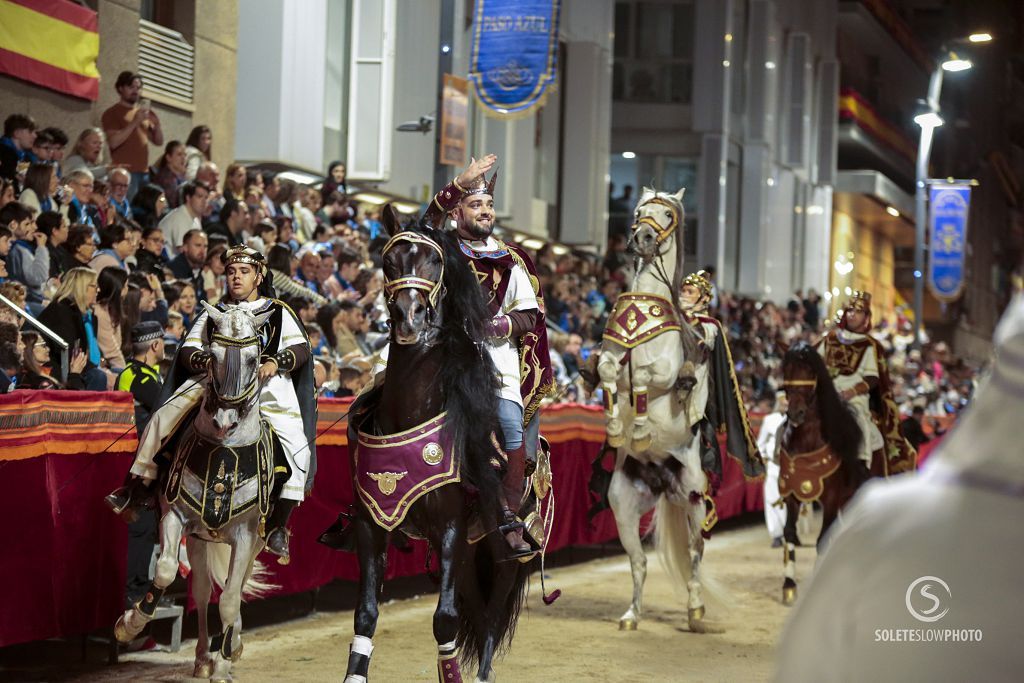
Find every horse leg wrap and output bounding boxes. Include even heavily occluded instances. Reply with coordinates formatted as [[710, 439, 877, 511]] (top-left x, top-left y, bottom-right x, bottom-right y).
[[345, 635, 373, 683], [211, 624, 239, 660], [136, 584, 166, 618], [437, 640, 462, 683]]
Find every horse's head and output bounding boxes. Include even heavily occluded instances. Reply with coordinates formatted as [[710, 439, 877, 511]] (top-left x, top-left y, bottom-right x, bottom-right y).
[[781, 342, 824, 426], [200, 301, 271, 438], [628, 186, 685, 261], [380, 206, 445, 346]]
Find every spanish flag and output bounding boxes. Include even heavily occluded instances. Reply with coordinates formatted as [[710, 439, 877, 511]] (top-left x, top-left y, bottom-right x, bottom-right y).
[[0, 0, 100, 101]]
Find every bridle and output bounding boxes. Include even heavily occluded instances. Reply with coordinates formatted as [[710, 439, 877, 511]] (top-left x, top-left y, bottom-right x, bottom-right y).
[[782, 378, 818, 391], [630, 196, 679, 247], [209, 331, 261, 409], [382, 231, 446, 311]]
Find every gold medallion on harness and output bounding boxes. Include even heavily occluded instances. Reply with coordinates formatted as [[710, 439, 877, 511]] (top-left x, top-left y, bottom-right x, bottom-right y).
[[214, 482, 226, 494], [422, 442, 444, 466], [649, 305, 663, 317], [369, 471, 407, 496]]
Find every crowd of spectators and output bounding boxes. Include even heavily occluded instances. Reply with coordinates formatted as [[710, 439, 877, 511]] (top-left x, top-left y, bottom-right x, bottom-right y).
[[0, 70, 980, 433]]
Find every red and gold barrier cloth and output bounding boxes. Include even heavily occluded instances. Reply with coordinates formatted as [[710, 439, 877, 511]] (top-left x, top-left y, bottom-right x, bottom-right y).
[[0, 0, 100, 101]]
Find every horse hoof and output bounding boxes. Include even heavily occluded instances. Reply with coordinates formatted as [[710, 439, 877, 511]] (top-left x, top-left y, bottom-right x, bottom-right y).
[[782, 585, 797, 606], [618, 617, 638, 631], [230, 642, 244, 662], [193, 659, 214, 678], [113, 614, 136, 643], [688, 605, 705, 622]]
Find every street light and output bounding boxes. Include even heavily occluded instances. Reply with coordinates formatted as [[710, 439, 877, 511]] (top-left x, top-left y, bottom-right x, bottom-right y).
[[911, 34, 992, 349]]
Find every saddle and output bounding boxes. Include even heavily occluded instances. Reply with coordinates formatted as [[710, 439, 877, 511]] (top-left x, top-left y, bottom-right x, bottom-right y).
[[165, 420, 290, 531]]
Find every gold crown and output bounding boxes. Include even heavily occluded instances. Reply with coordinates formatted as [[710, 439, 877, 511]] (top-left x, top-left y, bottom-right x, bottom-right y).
[[682, 270, 713, 300], [223, 245, 267, 275], [845, 290, 872, 313], [463, 169, 498, 198]]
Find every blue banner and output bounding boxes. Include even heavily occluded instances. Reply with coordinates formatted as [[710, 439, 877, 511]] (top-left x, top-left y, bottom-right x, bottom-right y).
[[470, 0, 561, 117], [927, 183, 971, 302]]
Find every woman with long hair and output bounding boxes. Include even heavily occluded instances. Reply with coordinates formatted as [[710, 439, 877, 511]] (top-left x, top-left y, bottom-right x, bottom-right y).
[[184, 125, 212, 180], [203, 243, 226, 304], [321, 160, 347, 203], [0, 177, 16, 209], [19, 162, 69, 216], [149, 140, 186, 208], [63, 127, 108, 182], [36, 267, 107, 390], [16, 330, 64, 389], [168, 279, 197, 328], [129, 183, 168, 230], [94, 266, 129, 372], [222, 162, 246, 203]]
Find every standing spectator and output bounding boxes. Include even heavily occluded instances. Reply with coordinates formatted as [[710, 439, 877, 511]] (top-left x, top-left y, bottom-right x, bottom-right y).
[[106, 168, 133, 220], [0, 113, 37, 182], [63, 127, 108, 182], [3, 202, 48, 314], [168, 229, 208, 303], [207, 198, 247, 246], [66, 168, 100, 227], [134, 226, 166, 276], [183, 125, 212, 180], [321, 160, 347, 203], [129, 183, 167, 230], [222, 162, 246, 203], [149, 140, 186, 208], [58, 225, 97, 271], [37, 267, 106, 391], [158, 180, 208, 252], [757, 390, 789, 547], [94, 266, 129, 372], [101, 72, 164, 199], [89, 223, 133, 272], [802, 288, 821, 330], [36, 210, 69, 279], [19, 162, 69, 217]]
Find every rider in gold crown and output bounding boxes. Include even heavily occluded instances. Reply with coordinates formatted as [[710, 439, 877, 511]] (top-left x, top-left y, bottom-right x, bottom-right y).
[[817, 291, 915, 475]]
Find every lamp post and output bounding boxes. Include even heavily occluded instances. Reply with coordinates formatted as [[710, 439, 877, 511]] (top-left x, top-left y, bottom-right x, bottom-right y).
[[911, 33, 991, 349]]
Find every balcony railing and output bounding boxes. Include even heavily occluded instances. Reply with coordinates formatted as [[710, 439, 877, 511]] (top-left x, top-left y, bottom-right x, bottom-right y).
[[838, 87, 916, 163]]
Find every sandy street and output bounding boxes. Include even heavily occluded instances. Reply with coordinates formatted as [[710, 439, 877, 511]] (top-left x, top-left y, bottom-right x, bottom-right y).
[[59, 519, 818, 682]]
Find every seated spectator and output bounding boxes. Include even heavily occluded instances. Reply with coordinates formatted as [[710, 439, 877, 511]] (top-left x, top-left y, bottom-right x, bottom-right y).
[[195, 162, 222, 219], [184, 125, 212, 181], [66, 168, 101, 226], [0, 113, 37, 182], [165, 309, 184, 343], [275, 215, 299, 252], [63, 128, 108, 182], [42, 128, 69, 169], [222, 162, 246, 204], [297, 248, 322, 292], [106, 168, 133, 220], [134, 226, 166, 277], [208, 198, 247, 246], [0, 321, 24, 392], [168, 279, 198, 329], [203, 243, 226, 304], [334, 300, 371, 356], [2, 201, 49, 314], [19, 162, 69, 217], [59, 224, 97, 272], [293, 185, 320, 243], [168, 229, 207, 303], [94, 266, 129, 372], [1, 177, 16, 209], [149, 140, 186, 208], [89, 222, 133, 271], [320, 161, 347, 204], [36, 210, 69, 279], [0, 281, 27, 326], [158, 180, 207, 252], [129, 183, 167, 230], [16, 330, 64, 390], [248, 220, 277, 253], [36, 267, 107, 391], [30, 129, 56, 164], [267, 243, 326, 305]]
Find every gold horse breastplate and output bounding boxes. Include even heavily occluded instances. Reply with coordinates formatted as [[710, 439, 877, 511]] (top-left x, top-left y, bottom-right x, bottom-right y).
[[602, 293, 682, 349]]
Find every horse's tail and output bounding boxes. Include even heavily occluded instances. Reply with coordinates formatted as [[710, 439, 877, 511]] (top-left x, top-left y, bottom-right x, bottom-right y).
[[455, 540, 530, 670], [206, 542, 275, 600], [652, 496, 728, 610]]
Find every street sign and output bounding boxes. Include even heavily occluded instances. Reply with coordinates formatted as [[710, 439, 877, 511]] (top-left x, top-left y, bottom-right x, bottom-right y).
[[927, 182, 972, 302]]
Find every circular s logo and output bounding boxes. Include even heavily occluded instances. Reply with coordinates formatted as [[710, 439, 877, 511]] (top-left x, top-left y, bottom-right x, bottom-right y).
[[906, 576, 951, 623]]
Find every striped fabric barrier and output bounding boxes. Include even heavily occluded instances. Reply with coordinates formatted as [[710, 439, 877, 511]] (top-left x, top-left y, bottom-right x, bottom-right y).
[[0, 0, 100, 100], [0, 389, 137, 461]]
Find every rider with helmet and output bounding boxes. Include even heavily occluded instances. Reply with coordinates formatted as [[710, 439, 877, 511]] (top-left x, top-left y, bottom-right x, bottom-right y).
[[107, 245, 317, 563]]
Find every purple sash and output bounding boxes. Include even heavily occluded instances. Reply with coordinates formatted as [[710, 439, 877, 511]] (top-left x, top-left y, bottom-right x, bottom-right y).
[[354, 413, 460, 531]]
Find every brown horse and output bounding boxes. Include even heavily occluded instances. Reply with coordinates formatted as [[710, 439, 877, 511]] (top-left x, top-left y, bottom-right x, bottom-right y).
[[778, 342, 867, 605], [325, 209, 534, 683]]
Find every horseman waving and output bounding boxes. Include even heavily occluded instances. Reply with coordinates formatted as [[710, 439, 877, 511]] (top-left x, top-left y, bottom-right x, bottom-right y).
[[422, 153, 555, 556], [107, 245, 317, 563]]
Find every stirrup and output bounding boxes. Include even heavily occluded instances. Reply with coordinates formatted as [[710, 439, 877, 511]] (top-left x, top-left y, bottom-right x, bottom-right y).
[[265, 527, 291, 565], [497, 515, 541, 561]]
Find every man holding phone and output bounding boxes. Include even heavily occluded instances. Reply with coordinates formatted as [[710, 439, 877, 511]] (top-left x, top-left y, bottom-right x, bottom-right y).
[[101, 71, 163, 201]]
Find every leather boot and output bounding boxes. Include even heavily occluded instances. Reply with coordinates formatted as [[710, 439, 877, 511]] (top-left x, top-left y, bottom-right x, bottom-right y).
[[265, 499, 297, 564], [105, 476, 156, 522], [498, 445, 533, 557]]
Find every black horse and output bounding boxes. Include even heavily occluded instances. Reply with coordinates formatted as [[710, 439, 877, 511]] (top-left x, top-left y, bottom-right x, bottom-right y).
[[778, 341, 866, 604], [329, 208, 532, 682]]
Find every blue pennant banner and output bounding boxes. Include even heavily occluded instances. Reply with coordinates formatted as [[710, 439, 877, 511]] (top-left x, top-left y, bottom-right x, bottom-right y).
[[470, 0, 562, 117], [927, 183, 972, 302]]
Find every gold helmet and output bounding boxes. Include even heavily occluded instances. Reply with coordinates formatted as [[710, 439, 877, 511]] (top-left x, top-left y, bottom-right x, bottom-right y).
[[462, 169, 498, 198], [223, 245, 267, 277], [682, 270, 713, 301], [844, 290, 872, 314]]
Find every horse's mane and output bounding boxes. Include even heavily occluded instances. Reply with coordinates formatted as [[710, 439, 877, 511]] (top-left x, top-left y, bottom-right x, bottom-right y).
[[355, 218, 502, 494], [784, 342, 862, 467]]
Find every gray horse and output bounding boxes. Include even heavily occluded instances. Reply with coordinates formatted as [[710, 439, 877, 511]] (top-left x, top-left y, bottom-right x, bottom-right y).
[[114, 302, 275, 682]]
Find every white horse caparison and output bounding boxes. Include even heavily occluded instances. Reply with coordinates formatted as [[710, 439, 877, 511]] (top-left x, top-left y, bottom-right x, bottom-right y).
[[597, 187, 722, 633], [114, 303, 272, 683]]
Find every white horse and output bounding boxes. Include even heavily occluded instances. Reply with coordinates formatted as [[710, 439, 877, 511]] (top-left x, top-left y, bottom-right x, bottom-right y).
[[114, 302, 274, 682], [597, 187, 722, 633]]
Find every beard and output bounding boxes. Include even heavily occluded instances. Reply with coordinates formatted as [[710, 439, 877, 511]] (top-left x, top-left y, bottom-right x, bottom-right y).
[[458, 218, 493, 240]]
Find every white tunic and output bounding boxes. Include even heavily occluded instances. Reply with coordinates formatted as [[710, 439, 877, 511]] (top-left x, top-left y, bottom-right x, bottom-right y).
[[818, 328, 884, 459]]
